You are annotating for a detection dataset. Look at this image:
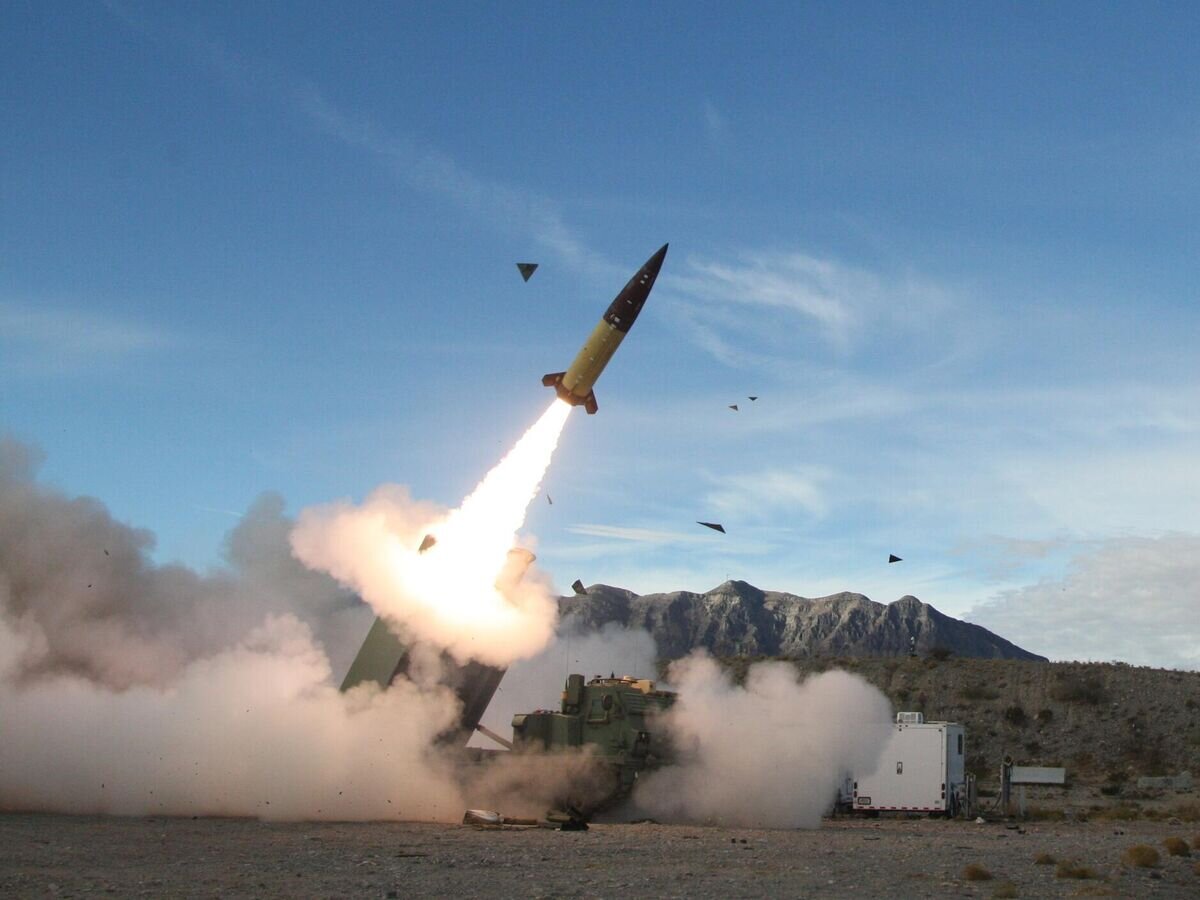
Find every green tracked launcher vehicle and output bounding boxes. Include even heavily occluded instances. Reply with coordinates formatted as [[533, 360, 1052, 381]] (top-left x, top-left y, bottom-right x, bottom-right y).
[[341, 614, 676, 815], [338, 550, 676, 818], [511, 673, 676, 810]]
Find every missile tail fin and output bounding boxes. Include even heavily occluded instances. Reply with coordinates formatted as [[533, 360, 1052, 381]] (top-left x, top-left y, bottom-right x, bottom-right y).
[[543, 372, 596, 412]]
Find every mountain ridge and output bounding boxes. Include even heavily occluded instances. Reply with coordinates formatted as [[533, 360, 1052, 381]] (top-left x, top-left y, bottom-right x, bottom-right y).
[[558, 579, 1045, 661]]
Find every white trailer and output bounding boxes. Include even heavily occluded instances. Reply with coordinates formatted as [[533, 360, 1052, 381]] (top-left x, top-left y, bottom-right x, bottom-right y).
[[848, 712, 969, 815]]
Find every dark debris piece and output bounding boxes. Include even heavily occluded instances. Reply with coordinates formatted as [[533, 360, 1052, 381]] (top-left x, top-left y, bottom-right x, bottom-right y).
[[698, 521, 726, 534], [419, 534, 437, 553], [516, 262, 538, 282], [571, 579, 587, 595], [748, 396, 758, 401], [729, 404, 739, 411], [888, 554, 902, 563]]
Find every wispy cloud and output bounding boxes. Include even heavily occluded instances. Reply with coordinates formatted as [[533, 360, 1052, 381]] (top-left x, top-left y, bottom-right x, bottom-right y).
[[997, 446, 1200, 535], [704, 467, 832, 521], [662, 248, 960, 370], [102, 2, 612, 280], [702, 99, 728, 146], [674, 252, 860, 347], [660, 297, 770, 370], [566, 523, 717, 546], [947, 534, 1077, 581], [291, 89, 615, 279], [0, 302, 168, 375], [968, 533, 1200, 670], [194, 504, 245, 519]]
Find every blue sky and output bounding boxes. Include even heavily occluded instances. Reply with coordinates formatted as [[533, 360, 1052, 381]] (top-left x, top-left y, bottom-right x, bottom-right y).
[[3, 2, 1199, 667]]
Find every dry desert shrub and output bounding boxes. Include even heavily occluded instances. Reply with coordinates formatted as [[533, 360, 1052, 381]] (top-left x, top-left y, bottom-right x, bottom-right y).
[[1003, 705, 1027, 726], [1163, 836, 1190, 857], [1025, 806, 1066, 821], [1050, 674, 1108, 704], [961, 682, 1001, 701], [991, 881, 1018, 898], [1120, 844, 1160, 868], [1034, 852, 1056, 865], [1055, 860, 1098, 879], [1091, 803, 1142, 821], [1171, 802, 1200, 822], [963, 863, 993, 881]]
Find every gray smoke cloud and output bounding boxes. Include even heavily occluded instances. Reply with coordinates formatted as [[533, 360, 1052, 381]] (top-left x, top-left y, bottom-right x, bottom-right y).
[[0, 437, 369, 689], [0, 436, 473, 819], [634, 654, 893, 828]]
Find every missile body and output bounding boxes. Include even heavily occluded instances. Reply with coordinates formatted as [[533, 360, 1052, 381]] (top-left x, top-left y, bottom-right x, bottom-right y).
[[542, 244, 668, 414]]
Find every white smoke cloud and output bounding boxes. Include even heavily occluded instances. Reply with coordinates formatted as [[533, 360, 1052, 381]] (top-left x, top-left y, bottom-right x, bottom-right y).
[[634, 655, 893, 828], [0, 613, 465, 820]]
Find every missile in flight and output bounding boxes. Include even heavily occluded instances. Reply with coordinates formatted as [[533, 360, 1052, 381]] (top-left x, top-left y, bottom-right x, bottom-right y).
[[542, 244, 668, 414]]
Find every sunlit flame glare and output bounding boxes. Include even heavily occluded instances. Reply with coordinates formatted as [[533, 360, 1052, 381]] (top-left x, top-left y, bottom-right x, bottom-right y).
[[389, 399, 571, 638]]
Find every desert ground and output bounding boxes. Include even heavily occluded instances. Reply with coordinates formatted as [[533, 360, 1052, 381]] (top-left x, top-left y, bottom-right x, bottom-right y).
[[2, 813, 1198, 898]]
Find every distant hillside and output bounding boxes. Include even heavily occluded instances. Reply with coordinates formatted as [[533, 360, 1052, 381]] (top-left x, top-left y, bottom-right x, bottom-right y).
[[744, 656, 1200, 794], [559, 580, 1045, 661]]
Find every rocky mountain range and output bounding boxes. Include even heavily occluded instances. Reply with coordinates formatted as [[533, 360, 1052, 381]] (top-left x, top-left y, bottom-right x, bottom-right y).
[[559, 580, 1045, 661]]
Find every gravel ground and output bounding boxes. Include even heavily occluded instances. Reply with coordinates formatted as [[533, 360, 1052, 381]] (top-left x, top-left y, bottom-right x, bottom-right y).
[[1, 813, 1197, 898]]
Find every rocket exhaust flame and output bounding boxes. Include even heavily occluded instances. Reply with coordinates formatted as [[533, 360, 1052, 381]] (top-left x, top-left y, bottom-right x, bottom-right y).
[[291, 400, 573, 667]]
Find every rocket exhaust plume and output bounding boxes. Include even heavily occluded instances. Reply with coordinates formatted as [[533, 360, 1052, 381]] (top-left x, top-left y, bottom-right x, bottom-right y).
[[292, 399, 573, 667]]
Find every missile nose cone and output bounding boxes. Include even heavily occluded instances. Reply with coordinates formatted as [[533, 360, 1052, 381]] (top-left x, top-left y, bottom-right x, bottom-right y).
[[647, 243, 669, 275]]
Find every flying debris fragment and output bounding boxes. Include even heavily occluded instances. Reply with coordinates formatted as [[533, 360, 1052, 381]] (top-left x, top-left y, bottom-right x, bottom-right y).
[[698, 521, 726, 534], [516, 262, 538, 282], [546, 494, 553, 505], [729, 404, 739, 411], [543, 244, 667, 414], [888, 554, 902, 563], [571, 579, 587, 595], [748, 396, 758, 401], [418, 534, 437, 553]]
